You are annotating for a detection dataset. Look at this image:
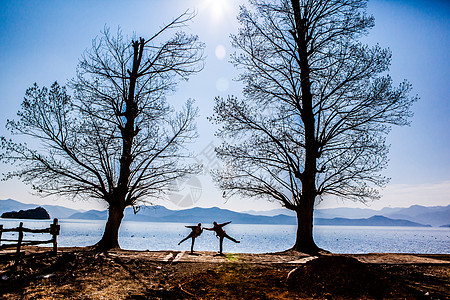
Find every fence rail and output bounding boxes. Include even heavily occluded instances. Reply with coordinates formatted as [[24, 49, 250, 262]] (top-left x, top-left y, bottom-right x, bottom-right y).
[[0, 218, 60, 267]]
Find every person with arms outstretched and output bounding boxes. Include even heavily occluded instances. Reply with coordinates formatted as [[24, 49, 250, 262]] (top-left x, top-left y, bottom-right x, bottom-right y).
[[178, 223, 203, 254], [204, 221, 240, 255]]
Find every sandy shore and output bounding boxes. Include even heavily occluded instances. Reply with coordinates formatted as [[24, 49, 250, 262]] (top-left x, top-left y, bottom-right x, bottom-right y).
[[1, 247, 449, 299]]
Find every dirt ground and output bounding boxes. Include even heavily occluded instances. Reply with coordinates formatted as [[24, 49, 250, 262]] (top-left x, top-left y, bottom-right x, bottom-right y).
[[1, 247, 449, 299]]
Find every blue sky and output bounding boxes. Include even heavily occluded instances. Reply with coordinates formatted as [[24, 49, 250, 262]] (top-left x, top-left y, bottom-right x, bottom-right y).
[[0, 0, 449, 212]]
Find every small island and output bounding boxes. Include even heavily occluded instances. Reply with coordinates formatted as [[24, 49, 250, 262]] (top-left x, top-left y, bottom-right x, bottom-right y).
[[1, 207, 50, 219]]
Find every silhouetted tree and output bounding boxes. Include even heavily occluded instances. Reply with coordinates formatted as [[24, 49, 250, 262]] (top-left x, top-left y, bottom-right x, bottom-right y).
[[1, 12, 204, 251], [211, 0, 417, 253]]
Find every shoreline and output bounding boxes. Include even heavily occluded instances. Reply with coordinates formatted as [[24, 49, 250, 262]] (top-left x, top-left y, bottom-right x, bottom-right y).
[[1, 246, 449, 299]]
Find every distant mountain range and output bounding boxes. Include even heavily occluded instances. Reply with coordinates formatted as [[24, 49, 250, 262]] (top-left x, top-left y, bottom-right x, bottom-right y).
[[1, 198, 449, 227], [315, 215, 430, 227], [68, 206, 297, 225], [0, 199, 83, 219], [246, 205, 450, 227]]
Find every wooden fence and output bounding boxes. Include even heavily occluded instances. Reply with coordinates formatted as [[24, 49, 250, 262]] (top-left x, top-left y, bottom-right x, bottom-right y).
[[0, 218, 60, 267]]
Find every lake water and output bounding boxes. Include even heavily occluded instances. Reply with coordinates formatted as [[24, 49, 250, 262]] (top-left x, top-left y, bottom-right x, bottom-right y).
[[1, 219, 449, 254]]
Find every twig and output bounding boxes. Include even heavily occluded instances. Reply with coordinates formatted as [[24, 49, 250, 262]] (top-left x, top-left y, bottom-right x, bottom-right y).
[[178, 283, 196, 297]]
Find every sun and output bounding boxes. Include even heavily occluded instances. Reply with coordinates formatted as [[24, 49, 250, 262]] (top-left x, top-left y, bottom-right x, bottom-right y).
[[200, 0, 232, 23]]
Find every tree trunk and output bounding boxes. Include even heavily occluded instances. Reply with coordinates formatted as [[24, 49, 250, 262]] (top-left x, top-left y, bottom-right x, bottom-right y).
[[293, 205, 320, 254], [293, 198, 319, 254], [95, 203, 125, 251], [290, 0, 321, 254], [94, 39, 143, 252]]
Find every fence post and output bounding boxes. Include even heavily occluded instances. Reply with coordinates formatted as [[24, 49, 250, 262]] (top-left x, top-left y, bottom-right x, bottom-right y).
[[15, 222, 24, 268], [50, 218, 60, 256], [0, 224, 3, 246]]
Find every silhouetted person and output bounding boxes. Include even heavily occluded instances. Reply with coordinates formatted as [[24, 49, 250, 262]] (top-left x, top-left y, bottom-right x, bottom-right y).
[[178, 223, 203, 254], [204, 221, 240, 255]]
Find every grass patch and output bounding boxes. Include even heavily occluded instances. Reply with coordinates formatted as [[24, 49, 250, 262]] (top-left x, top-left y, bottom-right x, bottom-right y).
[[225, 253, 239, 262]]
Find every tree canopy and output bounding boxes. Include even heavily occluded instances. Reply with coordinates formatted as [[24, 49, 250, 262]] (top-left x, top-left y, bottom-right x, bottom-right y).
[[211, 0, 417, 252], [1, 11, 205, 250]]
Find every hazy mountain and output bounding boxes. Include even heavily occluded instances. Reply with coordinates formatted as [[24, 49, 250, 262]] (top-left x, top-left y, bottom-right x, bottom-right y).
[[314, 207, 380, 219], [383, 205, 450, 227], [248, 205, 450, 227], [122, 206, 296, 225], [0, 199, 39, 213], [43, 205, 85, 219], [243, 209, 296, 217], [65, 205, 430, 226], [0, 199, 82, 219], [314, 215, 430, 227], [69, 210, 107, 220], [246, 207, 395, 219]]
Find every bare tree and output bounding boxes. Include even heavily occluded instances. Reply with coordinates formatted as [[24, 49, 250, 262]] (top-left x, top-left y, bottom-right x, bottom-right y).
[[0, 12, 204, 251], [211, 0, 417, 253]]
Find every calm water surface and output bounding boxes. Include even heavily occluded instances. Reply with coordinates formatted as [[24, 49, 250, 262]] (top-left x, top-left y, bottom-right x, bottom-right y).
[[1, 219, 449, 254]]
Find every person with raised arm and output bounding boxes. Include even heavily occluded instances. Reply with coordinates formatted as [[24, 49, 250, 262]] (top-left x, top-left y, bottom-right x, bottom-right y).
[[178, 223, 203, 254], [204, 221, 240, 255]]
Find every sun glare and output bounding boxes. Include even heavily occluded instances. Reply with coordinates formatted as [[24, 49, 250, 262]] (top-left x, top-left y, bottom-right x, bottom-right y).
[[200, 0, 232, 23]]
